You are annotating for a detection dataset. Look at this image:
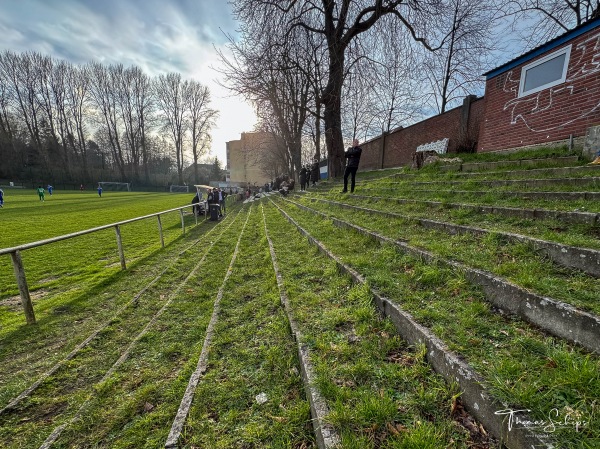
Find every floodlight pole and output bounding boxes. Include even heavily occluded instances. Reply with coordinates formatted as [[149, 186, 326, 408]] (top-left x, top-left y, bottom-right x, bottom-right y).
[[10, 250, 36, 325]]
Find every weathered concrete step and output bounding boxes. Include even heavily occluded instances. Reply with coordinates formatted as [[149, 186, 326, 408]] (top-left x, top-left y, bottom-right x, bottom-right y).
[[394, 176, 600, 189], [284, 198, 600, 354], [271, 200, 552, 449], [396, 163, 600, 180], [346, 193, 600, 225], [436, 156, 580, 172], [308, 197, 600, 277], [263, 212, 340, 449], [403, 188, 600, 202]]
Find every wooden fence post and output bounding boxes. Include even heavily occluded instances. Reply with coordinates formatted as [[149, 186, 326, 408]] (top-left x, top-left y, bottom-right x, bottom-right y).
[[180, 210, 185, 235], [10, 250, 36, 325], [114, 225, 126, 270], [157, 215, 165, 248]]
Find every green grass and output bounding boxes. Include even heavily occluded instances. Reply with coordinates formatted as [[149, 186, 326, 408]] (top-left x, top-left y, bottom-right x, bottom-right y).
[[262, 203, 495, 448], [272, 197, 599, 448], [182, 206, 315, 448], [2, 150, 599, 448], [291, 197, 600, 316], [0, 204, 246, 447], [0, 190, 196, 299]]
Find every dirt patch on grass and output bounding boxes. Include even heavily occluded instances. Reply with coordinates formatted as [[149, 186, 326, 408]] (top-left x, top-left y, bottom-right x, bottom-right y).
[[1, 289, 49, 309]]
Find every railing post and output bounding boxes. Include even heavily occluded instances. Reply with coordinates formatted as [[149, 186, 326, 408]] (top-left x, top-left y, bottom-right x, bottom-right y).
[[180, 209, 185, 235], [114, 225, 126, 270], [157, 214, 165, 248], [194, 207, 198, 225], [10, 250, 36, 325]]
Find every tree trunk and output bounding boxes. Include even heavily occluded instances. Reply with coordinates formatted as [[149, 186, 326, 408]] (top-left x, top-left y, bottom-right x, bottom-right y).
[[322, 49, 345, 178]]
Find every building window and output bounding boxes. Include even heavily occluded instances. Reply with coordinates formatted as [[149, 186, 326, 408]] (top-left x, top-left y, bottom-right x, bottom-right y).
[[518, 45, 571, 97]]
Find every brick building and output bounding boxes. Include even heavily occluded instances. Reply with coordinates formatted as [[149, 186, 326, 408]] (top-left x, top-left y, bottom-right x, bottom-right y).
[[478, 17, 600, 153]]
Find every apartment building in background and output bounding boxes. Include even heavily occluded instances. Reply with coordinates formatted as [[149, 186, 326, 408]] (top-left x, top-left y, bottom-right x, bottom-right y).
[[226, 132, 282, 186]]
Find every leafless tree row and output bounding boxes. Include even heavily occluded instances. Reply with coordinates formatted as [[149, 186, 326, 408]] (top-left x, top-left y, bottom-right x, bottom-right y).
[[221, 0, 598, 179], [0, 51, 217, 186]]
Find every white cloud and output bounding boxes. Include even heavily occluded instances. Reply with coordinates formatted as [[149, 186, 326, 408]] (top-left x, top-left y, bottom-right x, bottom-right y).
[[0, 0, 256, 165]]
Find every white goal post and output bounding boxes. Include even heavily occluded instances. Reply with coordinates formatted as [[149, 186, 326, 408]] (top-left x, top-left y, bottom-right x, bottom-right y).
[[169, 185, 190, 193], [98, 182, 131, 191]]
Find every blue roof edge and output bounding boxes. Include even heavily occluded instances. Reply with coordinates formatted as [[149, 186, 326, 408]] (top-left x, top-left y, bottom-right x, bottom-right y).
[[484, 17, 600, 80]]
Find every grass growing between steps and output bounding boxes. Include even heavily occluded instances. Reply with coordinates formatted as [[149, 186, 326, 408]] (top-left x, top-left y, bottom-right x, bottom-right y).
[[53, 222, 244, 448], [0, 210, 244, 448], [319, 194, 600, 251], [417, 146, 579, 165], [296, 198, 600, 316], [349, 187, 596, 214], [274, 199, 599, 449], [182, 206, 315, 448], [305, 193, 600, 251], [263, 202, 495, 449]]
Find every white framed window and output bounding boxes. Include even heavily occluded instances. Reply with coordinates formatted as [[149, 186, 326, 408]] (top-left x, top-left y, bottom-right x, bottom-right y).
[[518, 45, 571, 97]]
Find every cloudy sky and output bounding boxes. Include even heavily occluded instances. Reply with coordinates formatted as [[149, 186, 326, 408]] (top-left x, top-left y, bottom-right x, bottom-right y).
[[0, 0, 257, 166]]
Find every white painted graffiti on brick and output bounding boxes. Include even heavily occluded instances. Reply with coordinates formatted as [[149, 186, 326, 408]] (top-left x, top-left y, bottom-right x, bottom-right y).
[[503, 32, 600, 132]]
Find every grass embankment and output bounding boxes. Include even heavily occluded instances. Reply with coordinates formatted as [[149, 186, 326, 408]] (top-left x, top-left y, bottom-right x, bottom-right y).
[[272, 197, 599, 448], [0, 206, 244, 447], [262, 202, 496, 448], [292, 197, 600, 315], [308, 195, 600, 251], [420, 145, 580, 164]]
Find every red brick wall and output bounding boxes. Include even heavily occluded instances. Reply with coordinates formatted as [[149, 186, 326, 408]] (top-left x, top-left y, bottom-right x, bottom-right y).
[[478, 27, 600, 152], [359, 97, 484, 170]]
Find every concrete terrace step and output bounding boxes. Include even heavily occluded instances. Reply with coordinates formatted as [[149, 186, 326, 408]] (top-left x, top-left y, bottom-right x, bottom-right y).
[[435, 155, 580, 172], [402, 188, 600, 202], [340, 193, 600, 225], [396, 163, 600, 180], [306, 196, 600, 277], [391, 176, 600, 189]]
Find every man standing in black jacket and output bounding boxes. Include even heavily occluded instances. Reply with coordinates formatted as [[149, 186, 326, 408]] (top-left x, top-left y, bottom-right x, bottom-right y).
[[342, 139, 362, 193]]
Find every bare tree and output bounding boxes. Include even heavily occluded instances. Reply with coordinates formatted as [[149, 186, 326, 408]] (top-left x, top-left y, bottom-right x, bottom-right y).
[[232, 0, 445, 177], [87, 62, 128, 180], [131, 68, 153, 184], [421, 0, 499, 114], [154, 73, 187, 184], [504, 0, 600, 47], [184, 80, 218, 184], [64, 64, 92, 179], [218, 18, 311, 179], [0, 51, 52, 176]]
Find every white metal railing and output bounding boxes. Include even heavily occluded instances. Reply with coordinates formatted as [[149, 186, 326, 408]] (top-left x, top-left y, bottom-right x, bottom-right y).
[[1, 204, 205, 325]]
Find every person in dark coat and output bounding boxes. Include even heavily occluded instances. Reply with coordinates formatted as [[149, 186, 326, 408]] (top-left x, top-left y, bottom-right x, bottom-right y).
[[299, 166, 307, 191], [342, 139, 362, 193], [311, 160, 319, 186], [191, 192, 201, 215]]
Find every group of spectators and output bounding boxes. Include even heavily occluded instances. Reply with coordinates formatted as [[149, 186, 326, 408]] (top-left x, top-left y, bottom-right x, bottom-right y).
[[192, 187, 227, 218], [299, 161, 320, 191]]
